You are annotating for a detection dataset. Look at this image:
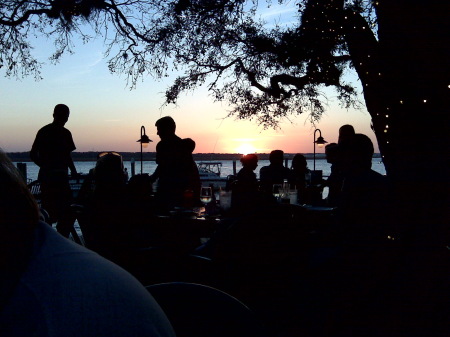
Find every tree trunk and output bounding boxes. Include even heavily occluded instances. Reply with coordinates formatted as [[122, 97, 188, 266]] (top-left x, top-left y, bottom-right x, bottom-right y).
[[348, 2, 450, 335], [346, 1, 449, 228]]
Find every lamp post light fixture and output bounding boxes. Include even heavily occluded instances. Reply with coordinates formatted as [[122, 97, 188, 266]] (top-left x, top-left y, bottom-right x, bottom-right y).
[[313, 129, 327, 171], [137, 125, 152, 174]]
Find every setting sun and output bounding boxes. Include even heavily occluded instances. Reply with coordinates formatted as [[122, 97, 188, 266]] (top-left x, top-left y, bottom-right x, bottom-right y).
[[235, 143, 257, 155]]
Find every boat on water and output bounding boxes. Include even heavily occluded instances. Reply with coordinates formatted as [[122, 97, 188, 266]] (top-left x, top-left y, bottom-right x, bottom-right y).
[[197, 161, 228, 189]]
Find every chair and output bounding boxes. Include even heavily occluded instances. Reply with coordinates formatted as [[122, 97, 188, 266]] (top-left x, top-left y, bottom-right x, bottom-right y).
[[27, 180, 42, 207], [146, 282, 270, 337]]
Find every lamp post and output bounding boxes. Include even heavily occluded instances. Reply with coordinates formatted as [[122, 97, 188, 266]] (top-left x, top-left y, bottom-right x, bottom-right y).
[[137, 125, 152, 174], [313, 129, 327, 171]]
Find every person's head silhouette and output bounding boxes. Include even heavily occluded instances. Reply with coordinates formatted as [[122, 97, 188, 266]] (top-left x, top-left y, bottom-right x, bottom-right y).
[[155, 116, 176, 140], [240, 154, 258, 170], [338, 124, 355, 144], [269, 150, 284, 166], [182, 138, 196, 153], [340, 133, 374, 173], [291, 154, 308, 171], [53, 104, 70, 126], [325, 143, 339, 164]]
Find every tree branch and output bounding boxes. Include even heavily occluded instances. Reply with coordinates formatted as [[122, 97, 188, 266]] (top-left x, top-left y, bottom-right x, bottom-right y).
[[0, 8, 50, 27]]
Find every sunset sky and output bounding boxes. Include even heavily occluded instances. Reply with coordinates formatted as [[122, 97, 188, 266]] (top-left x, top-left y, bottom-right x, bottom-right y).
[[0, 3, 379, 155]]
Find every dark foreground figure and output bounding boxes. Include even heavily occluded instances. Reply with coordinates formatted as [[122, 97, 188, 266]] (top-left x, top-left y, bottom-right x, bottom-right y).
[[0, 150, 175, 337]]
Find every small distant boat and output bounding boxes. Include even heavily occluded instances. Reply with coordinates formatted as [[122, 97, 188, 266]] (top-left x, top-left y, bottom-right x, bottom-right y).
[[197, 161, 228, 189]]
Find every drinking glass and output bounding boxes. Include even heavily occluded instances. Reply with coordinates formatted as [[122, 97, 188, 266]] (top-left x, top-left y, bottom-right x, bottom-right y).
[[200, 186, 213, 206], [272, 184, 282, 200]]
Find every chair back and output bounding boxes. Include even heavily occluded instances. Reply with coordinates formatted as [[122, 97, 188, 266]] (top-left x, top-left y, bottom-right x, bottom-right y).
[[146, 282, 270, 337]]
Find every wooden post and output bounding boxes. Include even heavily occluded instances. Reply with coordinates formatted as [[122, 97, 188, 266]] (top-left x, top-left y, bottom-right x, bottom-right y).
[[17, 163, 27, 182], [232, 160, 236, 175], [131, 158, 135, 176]]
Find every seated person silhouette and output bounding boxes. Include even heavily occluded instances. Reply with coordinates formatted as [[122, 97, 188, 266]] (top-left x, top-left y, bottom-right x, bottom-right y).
[[259, 150, 292, 194], [0, 150, 175, 337], [77, 152, 132, 259], [323, 143, 342, 206], [231, 154, 260, 214], [290, 154, 311, 204], [236, 154, 259, 191], [337, 133, 390, 241], [150, 116, 200, 211]]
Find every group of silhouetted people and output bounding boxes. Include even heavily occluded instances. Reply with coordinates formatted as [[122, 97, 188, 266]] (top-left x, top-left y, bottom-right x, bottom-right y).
[[18, 104, 403, 337]]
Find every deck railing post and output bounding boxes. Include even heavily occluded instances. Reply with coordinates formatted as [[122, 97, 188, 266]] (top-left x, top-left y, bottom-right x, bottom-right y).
[[131, 158, 135, 177], [17, 162, 27, 182]]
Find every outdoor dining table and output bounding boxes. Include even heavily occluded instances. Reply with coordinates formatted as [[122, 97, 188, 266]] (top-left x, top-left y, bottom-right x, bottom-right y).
[[151, 208, 221, 251]]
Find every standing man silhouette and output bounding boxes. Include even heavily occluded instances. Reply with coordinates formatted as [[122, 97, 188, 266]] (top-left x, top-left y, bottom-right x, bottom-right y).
[[30, 104, 78, 237], [149, 116, 200, 211]]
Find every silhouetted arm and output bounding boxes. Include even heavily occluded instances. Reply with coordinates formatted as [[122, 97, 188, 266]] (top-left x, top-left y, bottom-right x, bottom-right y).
[[68, 155, 78, 176], [30, 137, 42, 167], [149, 165, 160, 182]]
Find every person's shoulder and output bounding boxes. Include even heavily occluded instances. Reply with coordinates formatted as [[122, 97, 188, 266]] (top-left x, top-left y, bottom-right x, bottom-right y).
[[17, 222, 176, 337], [36, 123, 53, 134]]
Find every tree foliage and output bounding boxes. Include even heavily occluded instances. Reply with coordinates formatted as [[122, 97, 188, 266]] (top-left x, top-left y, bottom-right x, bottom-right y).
[[0, 0, 380, 128]]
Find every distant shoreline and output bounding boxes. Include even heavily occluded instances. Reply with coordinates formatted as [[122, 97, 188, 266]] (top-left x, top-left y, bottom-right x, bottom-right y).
[[7, 151, 381, 162]]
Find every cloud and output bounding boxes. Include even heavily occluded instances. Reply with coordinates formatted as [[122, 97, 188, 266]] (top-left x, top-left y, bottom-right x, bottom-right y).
[[260, 4, 297, 20]]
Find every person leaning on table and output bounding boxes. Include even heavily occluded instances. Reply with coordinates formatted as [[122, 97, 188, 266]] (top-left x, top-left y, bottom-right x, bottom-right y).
[[0, 149, 175, 337]]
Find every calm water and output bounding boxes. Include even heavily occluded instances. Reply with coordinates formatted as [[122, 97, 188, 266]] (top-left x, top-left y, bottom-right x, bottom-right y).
[[17, 158, 386, 182], [19, 158, 386, 237]]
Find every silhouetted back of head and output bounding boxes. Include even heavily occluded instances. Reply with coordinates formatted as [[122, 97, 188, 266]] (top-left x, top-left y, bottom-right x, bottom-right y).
[[292, 154, 307, 170], [269, 150, 284, 165], [240, 154, 258, 168], [340, 133, 374, 172], [182, 138, 196, 153], [325, 143, 339, 164], [94, 153, 126, 192], [155, 116, 176, 138], [53, 104, 70, 124], [338, 124, 355, 144]]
